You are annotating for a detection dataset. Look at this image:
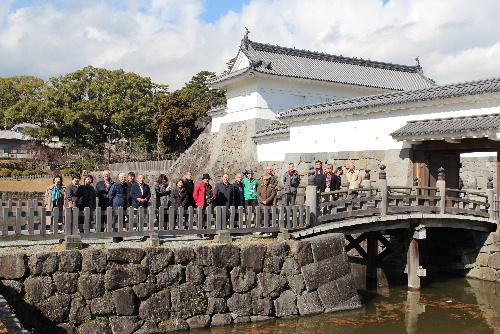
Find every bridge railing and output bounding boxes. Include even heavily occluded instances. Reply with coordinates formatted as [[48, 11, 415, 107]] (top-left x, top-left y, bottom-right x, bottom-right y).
[[316, 165, 496, 224], [0, 204, 310, 242]]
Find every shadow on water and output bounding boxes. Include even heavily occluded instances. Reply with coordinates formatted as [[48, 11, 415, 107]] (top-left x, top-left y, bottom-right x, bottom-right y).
[[195, 266, 499, 334]]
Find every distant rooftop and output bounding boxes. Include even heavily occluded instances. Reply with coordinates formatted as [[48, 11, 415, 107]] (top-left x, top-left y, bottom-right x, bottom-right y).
[[391, 114, 500, 141], [279, 77, 500, 120], [210, 32, 435, 91]]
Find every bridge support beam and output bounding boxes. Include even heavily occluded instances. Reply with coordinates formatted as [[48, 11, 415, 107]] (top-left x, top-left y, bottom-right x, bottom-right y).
[[366, 232, 378, 279], [406, 226, 427, 290]]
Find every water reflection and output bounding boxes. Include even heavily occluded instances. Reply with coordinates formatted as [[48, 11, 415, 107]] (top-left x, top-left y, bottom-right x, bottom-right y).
[[196, 275, 499, 334]]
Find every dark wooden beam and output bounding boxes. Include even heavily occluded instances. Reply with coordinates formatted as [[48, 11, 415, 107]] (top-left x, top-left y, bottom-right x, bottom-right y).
[[345, 234, 368, 259], [413, 138, 500, 152]]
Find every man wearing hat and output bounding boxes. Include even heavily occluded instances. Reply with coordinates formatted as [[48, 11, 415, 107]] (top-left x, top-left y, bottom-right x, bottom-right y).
[[243, 169, 259, 206], [193, 173, 215, 208]]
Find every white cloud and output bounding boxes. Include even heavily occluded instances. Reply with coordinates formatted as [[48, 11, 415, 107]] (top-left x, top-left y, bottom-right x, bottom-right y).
[[1, 0, 500, 89]]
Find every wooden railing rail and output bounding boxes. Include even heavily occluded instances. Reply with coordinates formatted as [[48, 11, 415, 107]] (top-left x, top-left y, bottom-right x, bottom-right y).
[[0, 205, 310, 242]]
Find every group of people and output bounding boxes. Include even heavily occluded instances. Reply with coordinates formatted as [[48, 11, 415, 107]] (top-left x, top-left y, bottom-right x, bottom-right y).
[[44, 161, 362, 213]]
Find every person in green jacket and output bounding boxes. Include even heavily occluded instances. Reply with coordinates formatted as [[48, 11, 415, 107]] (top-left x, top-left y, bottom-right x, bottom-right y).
[[242, 169, 258, 206]]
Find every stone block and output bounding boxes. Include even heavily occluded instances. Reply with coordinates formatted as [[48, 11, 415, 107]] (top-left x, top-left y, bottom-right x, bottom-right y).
[[263, 255, 284, 274], [186, 264, 205, 285], [194, 246, 212, 266], [171, 283, 208, 319], [69, 296, 92, 324], [251, 316, 274, 322], [36, 294, 71, 322], [476, 253, 490, 267], [105, 264, 146, 290], [329, 295, 362, 312], [252, 297, 273, 316], [0, 279, 23, 295], [81, 249, 107, 273], [138, 290, 171, 320], [210, 314, 232, 327], [309, 234, 345, 262], [203, 267, 232, 298], [335, 274, 358, 300], [54, 272, 79, 294], [107, 248, 145, 264], [487, 253, 500, 270], [301, 254, 349, 291], [59, 251, 82, 272], [317, 280, 341, 312], [289, 241, 314, 267], [173, 247, 194, 264], [186, 315, 211, 329], [467, 267, 500, 282], [207, 298, 226, 314], [134, 320, 159, 334], [78, 273, 105, 299], [133, 282, 160, 300], [25, 276, 53, 302], [274, 290, 298, 317], [0, 253, 26, 279], [256, 272, 288, 298], [230, 267, 256, 293], [77, 318, 111, 334], [240, 244, 266, 272], [158, 317, 189, 332], [109, 316, 143, 334], [141, 247, 173, 274], [90, 294, 115, 317], [29, 252, 58, 276], [211, 244, 240, 268], [297, 291, 324, 315], [157, 265, 184, 288], [227, 293, 252, 316], [233, 316, 251, 324], [112, 287, 138, 316], [287, 274, 306, 294], [281, 257, 300, 276]]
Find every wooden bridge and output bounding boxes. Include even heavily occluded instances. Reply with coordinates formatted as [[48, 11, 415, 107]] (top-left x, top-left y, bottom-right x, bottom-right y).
[[0, 165, 498, 289]]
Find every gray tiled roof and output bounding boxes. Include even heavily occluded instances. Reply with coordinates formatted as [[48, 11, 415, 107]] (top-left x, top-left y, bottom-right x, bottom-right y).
[[252, 122, 289, 139], [391, 114, 500, 140], [279, 77, 500, 120], [210, 36, 434, 91]]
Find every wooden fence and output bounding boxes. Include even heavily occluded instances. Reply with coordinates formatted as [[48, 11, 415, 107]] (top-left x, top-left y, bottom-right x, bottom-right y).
[[0, 204, 310, 242]]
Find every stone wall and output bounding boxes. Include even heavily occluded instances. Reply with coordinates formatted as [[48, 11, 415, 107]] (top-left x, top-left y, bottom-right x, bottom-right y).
[[467, 230, 500, 282], [460, 156, 497, 190], [0, 235, 360, 333]]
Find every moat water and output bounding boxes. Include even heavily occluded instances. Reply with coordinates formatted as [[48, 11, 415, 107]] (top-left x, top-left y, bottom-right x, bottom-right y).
[[199, 274, 500, 334]]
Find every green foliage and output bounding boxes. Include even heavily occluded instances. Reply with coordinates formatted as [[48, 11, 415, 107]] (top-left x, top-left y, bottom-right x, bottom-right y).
[[155, 71, 226, 155], [0, 76, 47, 129], [0, 168, 11, 177], [3, 66, 168, 154], [10, 170, 22, 177]]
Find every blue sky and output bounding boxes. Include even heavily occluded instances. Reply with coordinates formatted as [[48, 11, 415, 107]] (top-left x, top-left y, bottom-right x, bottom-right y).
[[201, 0, 250, 22], [8, 0, 251, 22]]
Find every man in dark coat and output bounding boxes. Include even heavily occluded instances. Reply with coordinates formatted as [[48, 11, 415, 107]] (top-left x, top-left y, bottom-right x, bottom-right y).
[[230, 173, 245, 207], [79, 175, 96, 212], [95, 169, 114, 209], [130, 174, 151, 209], [313, 160, 326, 192], [183, 171, 195, 207], [109, 173, 129, 209], [126, 172, 136, 206], [215, 173, 232, 208]]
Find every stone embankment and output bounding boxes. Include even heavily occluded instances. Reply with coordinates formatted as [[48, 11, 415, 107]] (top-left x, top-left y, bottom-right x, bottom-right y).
[[468, 230, 500, 282], [0, 234, 360, 333]]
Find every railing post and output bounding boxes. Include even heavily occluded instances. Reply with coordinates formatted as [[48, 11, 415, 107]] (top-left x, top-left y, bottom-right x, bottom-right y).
[[64, 207, 82, 250], [361, 169, 371, 189], [487, 176, 495, 220], [305, 185, 318, 225], [436, 167, 446, 214], [379, 164, 388, 216]]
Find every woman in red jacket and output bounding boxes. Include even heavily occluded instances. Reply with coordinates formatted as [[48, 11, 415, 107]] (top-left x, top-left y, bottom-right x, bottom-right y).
[[193, 174, 215, 208]]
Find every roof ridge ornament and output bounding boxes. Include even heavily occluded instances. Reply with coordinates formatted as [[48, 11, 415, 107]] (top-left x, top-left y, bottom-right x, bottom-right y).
[[242, 27, 250, 49]]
